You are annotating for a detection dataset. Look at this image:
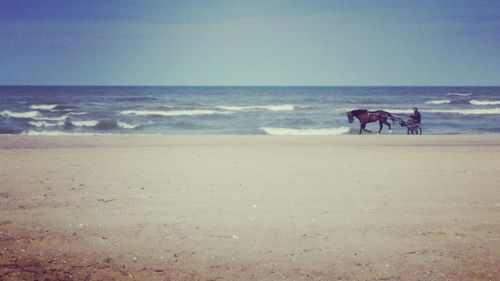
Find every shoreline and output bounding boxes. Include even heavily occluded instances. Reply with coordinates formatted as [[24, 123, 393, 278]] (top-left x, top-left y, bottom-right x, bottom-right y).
[[1, 134, 500, 149], [1, 135, 499, 280]]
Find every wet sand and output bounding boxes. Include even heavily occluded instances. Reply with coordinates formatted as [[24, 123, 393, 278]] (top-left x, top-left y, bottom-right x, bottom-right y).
[[0, 135, 499, 280]]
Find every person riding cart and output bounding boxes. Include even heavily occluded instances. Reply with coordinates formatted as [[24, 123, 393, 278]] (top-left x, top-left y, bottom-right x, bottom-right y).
[[408, 107, 421, 125], [398, 107, 422, 135]]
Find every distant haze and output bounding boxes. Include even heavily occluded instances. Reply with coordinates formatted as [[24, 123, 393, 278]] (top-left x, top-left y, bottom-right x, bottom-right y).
[[1, 0, 499, 86]]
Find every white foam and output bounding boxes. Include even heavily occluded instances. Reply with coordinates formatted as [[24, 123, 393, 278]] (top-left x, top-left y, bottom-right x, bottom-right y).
[[215, 104, 295, 112], [383, 108, 500, 115], [72, 120, 99, 127], [426, 99, 450, 105], [0, 110, 41, 118], [446, 92, 472, 96], [29, 104, 58, 110], [34, 115, 70, 121], [69, 112, 88, 115], [260, 126, 350, 136], [119, 109, 232, 116], [117, 121, 140, 129], [29, 121, 65, 127], [469, 100, 500, 106], [424, 108, 500, 115]]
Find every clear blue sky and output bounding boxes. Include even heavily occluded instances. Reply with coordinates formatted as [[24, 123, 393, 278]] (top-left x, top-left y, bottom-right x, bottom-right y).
[[0, 0, 499, 86]]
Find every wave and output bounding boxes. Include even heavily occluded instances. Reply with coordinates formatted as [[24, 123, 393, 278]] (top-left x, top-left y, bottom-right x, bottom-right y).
[[69, 112, 88, 115], [119, 109, 232, 116], [30, 119, 145, 130], [117, 121, 140, 129], [72, 120, 99, 127], [382, 108, 500, 115], [446, 92, 472, 96], [260, 126, 350, 136], [29, 104, 58, 110], [0, 110, 41, 118], [469, 100, 500, 106], [80, 120, 143, 130], [424, 108, 500, 115], [426, 99, 450, 105], [29, 119, 98, 128], [215, 104, 295, 112], [29, 121, 65, 127], [28, 104, 76, 112], [24, 120, 130, 134], [34, 115, 70, 121]]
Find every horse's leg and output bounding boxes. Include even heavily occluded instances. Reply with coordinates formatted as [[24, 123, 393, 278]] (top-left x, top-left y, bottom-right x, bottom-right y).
[[362, 123, 372, 133], [384, 121, 392, 133], [378, 121, 383, 134], [359, 123, 363, 134]]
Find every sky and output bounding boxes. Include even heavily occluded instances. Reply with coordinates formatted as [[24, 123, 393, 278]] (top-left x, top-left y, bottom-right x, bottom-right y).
[[0, 0, 499, 86]]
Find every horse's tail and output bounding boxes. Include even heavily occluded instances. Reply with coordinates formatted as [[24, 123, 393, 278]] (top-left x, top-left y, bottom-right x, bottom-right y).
[[387, 112, 396, 124]]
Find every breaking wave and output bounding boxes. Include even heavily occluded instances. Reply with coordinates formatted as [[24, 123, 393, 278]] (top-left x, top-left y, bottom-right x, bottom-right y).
[[34, 115, 70, 121], [381, 108, 500, 115], [29, 104, 58, 110], [260, 126, 350, 135], [117, 121, 141, 129], [469, 100, 500, 106], [446, 92, 472, 96], [0, 110, 41, 118], [72, 120, 99, 127], [29, 119, 98, 128], [29, 121, 65, 127], [424, 108, 500, 115], [215, 104, 295, 111], [28, 118, 145, 130], [426, 99, 450, 105], [119, 109, 232, 116]]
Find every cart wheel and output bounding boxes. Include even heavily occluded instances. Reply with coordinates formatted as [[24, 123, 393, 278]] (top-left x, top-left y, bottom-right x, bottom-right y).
[[415, 126, 422, 135], [407, 127, 420, 135]]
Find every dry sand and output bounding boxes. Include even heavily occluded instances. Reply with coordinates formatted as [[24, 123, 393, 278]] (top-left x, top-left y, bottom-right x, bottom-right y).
[[0, 135, 499, 281]]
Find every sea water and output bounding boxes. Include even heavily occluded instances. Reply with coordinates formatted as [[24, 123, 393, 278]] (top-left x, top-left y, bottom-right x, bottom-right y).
[[1, 86, 500, 135]]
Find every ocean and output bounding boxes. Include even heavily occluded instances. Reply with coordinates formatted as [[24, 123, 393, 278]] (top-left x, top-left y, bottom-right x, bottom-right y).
[[1, 86, 500, 135]]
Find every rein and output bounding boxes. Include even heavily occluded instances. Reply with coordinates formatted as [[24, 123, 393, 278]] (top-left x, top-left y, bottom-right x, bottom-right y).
[[359, 112, 391, 119]]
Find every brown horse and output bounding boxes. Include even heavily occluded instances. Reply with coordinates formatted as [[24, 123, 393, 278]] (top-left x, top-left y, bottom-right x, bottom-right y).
[[347, 109, 395, 135]]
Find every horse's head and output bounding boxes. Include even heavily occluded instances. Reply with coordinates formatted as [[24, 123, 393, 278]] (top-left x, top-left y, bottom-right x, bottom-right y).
[[347, 111, 354, 123], [347, 109, 368, 123]]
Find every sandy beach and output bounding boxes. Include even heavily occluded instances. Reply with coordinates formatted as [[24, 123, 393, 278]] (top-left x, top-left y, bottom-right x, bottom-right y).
[[0, 135, 499, 281]]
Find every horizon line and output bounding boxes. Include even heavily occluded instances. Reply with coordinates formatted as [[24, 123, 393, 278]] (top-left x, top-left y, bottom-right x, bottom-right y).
[[1, 84, 500, 87]]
